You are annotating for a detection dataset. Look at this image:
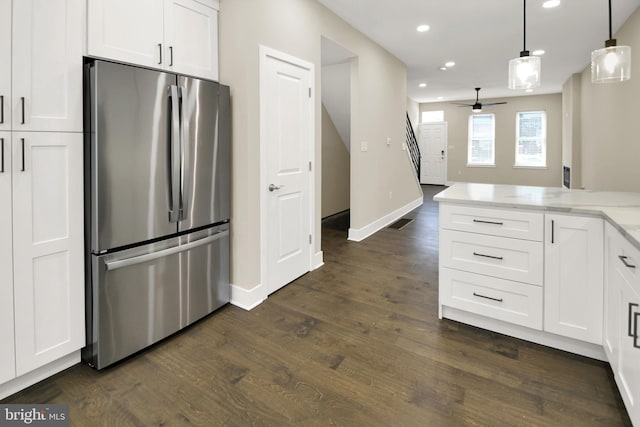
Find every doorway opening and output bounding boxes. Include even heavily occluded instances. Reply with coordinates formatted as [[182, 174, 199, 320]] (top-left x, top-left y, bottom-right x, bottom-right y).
[[320, 37, 355, 238]]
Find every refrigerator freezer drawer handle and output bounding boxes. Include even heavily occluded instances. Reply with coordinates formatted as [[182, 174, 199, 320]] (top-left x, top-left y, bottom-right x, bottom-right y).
[[104, 230, 229, 271]]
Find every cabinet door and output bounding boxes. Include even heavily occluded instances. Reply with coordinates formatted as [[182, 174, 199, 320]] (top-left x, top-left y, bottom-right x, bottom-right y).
[[619, 278, 640, 425], [544, 214, 604, 344], [164, 0, 218, 80], [11, 0, 83, 132], [0, 132, 15, 384], [12, 132, 84, 375], [88, 0, 164, 69], [604, 223, 621, 370], [0, 0, 10, 131]]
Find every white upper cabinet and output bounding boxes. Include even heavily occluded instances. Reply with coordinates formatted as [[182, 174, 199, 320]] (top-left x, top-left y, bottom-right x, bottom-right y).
[[88, 0, 164, 68], [544, 214, 604, 344], [0, 132, 15, 385], [164, 0, 218, 80], [11, 132, 84, 375], [11, 0, 84, 132], [88, 0, 219, 81], [0, 0, 11, 131]]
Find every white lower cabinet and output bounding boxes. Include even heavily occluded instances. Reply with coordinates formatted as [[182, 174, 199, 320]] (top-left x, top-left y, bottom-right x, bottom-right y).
[[0, 131, 15, 385], [605, 222, 640, 426], [0, 132, 84, 385], [544, 214, 604, 344]]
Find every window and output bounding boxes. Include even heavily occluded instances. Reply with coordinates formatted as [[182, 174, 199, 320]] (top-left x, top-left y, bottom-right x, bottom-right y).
[[422, 110, 444, 123], [515, 111, 546, 167], [467, 114, 495, 166]]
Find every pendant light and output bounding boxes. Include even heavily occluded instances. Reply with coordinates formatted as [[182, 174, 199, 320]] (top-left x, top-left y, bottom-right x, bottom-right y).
[[508, 0, 541, 90], [591, 0, 631, 83]]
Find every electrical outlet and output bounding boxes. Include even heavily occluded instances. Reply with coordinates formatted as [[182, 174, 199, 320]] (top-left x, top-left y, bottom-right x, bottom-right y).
[[402, 143, 407, 150], [389, 191, 393, 199], [386, 137, 391, 147], [361, 141, 368, 152]]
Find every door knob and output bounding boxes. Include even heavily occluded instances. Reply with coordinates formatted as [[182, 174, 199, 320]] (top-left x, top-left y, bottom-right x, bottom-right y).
[[268, 184, 284, 192]]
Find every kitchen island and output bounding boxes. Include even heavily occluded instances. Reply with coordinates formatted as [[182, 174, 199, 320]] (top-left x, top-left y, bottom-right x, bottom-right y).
[[435, 182, 640, 425]]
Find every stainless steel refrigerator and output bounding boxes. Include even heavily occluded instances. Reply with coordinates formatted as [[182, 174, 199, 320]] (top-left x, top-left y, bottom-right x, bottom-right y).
[[82, 59, 231, 369]]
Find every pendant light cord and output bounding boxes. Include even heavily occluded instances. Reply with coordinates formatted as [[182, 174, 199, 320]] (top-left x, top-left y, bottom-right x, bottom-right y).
[[608, 0, 613, 40], [524, 0, 527, 52]]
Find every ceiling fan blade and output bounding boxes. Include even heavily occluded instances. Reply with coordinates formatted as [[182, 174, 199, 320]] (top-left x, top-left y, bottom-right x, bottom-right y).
[[451, 102, 473, 106], [482, 101, 508, 106]]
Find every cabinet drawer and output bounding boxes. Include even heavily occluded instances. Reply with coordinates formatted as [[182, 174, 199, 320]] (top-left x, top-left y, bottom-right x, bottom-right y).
[[440, 204, 543, 241], [440, 268, 543, 330], [440, 229, 543, 285]]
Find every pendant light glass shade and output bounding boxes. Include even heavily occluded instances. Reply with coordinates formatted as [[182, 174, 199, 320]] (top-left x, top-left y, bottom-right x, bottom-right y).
[[591, 0, 631, 83], [509, 0, 541, 90], [591, 44, 631, 82], [509, 54, 541, 89]]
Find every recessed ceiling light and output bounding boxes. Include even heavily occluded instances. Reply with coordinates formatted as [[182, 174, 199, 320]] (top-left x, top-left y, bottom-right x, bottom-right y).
[[439, 67, 447, 71], [543, 0, 560, 8], [419, 83, 427, 88], [532, 49, 545, 56], [526, 89, 534, 93], [417, 25, 430, 32], [445, 61, 455, 67], [437, 96, 444, 100]]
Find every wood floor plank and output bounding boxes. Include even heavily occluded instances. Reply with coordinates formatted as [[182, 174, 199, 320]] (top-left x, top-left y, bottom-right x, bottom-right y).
[[1, 185, 632, 426]]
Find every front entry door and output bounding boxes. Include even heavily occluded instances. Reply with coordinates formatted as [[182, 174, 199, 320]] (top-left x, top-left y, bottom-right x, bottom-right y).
[[419, 123, 447, 185], [261, 47, 313, 295]]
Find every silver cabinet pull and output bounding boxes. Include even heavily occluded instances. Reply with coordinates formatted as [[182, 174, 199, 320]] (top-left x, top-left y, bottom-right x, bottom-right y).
[[473, 292, 503, 303], [0, 95, 4, 124], [158, 43, 163, 64], [634, 312, 640, 349], [0, 138, 4, 173], [268, 184, 284, 192], [168, 85, 181, 222], [473, 252, 503, 260], [169, 46, 174, 66], [619, 255, 636, 269], [20, 97, 25, 124], [551, 219, 555, 244], [472, 219, 503, 226], [105, 230, 228, 271], [20, 138, 25, 171]]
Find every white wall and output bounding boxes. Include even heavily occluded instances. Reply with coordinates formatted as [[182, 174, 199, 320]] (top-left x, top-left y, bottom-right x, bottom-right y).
[[219, 0, 421, 291], [322, 61, 351, 151], [419, 93, 563, 187]]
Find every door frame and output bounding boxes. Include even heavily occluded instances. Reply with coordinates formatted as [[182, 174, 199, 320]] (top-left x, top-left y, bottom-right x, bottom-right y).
[[258, 45, 316, 296]]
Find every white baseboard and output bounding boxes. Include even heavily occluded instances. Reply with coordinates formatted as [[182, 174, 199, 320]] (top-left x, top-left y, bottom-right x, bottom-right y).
[[348, 195, 423, 242], [230, 283, 266, 311], [312, 251, 324, 270], [441, 306, 607, 361], [0, 351, 80, 400]]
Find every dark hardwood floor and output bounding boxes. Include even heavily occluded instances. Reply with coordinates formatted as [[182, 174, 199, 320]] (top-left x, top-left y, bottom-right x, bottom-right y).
[[3, 185, 632, 426]]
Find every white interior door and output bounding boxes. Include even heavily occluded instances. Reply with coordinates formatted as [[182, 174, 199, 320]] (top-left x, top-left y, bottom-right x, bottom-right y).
[[419, 123, 447, 185], [261, 47, 313, 295]]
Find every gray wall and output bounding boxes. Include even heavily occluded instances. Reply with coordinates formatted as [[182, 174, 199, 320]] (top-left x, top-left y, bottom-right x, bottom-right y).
[[419, 93, 563, 187], [322, 105, 350, 218], [219, 0, 421, 290], [576, 6, 640, 191]]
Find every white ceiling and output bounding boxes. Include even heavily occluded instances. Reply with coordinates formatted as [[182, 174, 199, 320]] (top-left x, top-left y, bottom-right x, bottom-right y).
[[318, 0, 640, 103]]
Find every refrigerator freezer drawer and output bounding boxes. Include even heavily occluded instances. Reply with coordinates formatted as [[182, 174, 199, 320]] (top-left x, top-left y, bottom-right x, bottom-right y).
[[84, 226, 230, 369]]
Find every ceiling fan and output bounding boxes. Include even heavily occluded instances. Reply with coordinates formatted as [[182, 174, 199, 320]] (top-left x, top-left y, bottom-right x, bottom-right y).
[[453, 88, 507, 112]]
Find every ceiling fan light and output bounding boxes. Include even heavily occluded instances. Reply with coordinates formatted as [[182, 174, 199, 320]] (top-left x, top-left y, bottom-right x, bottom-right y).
[[591, 43, 631, 83], [472, 107, 482, 113], [508, 55, 541, 89]]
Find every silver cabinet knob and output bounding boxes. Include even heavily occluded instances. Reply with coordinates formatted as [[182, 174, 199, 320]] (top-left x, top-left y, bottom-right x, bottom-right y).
[[268, 184, 284, 192]]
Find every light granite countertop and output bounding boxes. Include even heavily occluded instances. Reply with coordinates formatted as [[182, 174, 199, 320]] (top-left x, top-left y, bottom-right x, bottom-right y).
[[434, 182, 640, 250]]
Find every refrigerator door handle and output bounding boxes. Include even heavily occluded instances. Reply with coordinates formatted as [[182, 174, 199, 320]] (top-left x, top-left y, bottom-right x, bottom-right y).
[[179, 86, 189, 221], [105, 229, 229, 271], [169, 85, 181, 223]]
